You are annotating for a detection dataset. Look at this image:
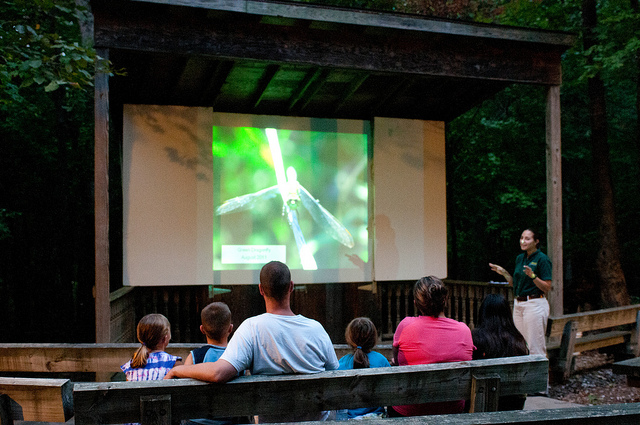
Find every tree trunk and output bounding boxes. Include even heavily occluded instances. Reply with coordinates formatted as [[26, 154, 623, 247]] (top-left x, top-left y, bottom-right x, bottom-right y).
[[583, 0, 631, 307]]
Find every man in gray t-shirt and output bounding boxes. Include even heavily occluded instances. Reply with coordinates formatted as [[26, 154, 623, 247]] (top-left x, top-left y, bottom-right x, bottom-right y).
[[221, 312, 338, 376], [165, 261, 338, 420]]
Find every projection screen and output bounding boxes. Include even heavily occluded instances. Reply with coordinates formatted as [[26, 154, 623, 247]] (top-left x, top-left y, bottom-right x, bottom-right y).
[[123, 105, 446, 286]]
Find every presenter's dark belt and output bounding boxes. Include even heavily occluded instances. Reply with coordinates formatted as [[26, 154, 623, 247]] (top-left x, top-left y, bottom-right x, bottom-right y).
[[516, 294, 544, 302]]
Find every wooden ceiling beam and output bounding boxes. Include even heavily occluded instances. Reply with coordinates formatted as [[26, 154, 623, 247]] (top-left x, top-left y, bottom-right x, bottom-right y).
[[289, 69, 331, 115], [126, 0, 574, 47], [288, 68, 324, 112], [371, 77, 411, 117], [201, 60, 234, 106], [334, 73, 370, 115], [94, 6, 566, 86], [252, 64, 280, 109]]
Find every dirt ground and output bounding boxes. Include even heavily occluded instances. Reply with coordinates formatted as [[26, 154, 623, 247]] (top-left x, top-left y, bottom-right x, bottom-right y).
[[548, 351, 640, 405]]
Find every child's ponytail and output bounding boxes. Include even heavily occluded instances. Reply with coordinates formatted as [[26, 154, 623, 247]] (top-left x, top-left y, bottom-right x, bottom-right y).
[[345, 317, 378, 369], [352, 345, 370, 369], [130, 314, 171, 368], [131, 343, 150, 369]]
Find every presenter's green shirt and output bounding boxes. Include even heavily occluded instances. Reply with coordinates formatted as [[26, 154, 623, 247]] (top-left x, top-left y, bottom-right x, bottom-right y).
[[513, 249, 552, 297]]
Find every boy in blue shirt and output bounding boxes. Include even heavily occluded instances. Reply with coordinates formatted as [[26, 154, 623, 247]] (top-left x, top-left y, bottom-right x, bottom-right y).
[[185, 302, 233, 365], [183, 302, 239, 425]]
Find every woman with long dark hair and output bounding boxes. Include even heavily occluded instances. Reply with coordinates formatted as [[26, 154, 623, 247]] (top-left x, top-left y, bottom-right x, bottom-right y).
[[472, 294, 528, 410]]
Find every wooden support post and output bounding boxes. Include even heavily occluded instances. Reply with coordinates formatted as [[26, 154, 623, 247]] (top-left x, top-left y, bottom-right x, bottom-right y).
[[554, 320, 578, 382], [95, 47, 111, 343], [141, 395, 171, 425], [546, 85, 563, 317], [469, 374, 500, 413]]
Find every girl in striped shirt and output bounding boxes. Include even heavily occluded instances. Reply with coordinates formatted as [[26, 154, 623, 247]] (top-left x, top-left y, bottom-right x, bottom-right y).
[[121, 314, 182, 381]]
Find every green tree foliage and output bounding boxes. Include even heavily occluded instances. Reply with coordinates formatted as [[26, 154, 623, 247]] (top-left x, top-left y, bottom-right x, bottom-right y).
[[447, 86, 548, 282], [448, 0, 640, 309], [0, 0, 99, 341], [3, 0, 640, 344], [0, 0, 102, 104]]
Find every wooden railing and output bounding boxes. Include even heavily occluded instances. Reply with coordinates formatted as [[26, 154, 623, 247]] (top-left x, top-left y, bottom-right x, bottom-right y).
[[111, 281, 512, 343], [378, 280, 513, 339], [110, 285, 212, 344], [0, 344, 391, 379]]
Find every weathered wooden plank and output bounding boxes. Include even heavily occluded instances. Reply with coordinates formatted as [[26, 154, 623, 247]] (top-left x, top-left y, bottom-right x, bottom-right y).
[[73, 355, 547, 424], [130, 0, 575, 46], [469, 374, 500, 413], [553, 321, 577, 382], [0, 344, 392, 374], [93, 4, 565, 85], [547, 305, 640, 339], [140, 395, 171, 425], [546, 305, 640, 382], [573, 331, 630, 353], [613, 356, 640, 373], [0, 344, 195, 373], [94, 46, 111, 344], [546, 85, 563, 318], [109, 287, 137, 343], [613, 357, 640, 387], [321, 403, 640, 425], [0, 378, 73, 423]]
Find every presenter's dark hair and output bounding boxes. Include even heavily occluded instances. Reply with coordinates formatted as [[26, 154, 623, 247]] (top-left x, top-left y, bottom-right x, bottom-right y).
[[414, 276, 448, 317], [260, 261, 291, 300], [523, 228, 542, 248]]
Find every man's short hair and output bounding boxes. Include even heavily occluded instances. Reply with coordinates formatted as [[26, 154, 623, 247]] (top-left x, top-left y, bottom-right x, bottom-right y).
[[260, 261, 291, 300], [200, 302, 231, 341]]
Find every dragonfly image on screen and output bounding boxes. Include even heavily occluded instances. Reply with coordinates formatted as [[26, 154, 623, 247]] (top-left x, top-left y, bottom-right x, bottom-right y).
[[215, 128, 354, 270]]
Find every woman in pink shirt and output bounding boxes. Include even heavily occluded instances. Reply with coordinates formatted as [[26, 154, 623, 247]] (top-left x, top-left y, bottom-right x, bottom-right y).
[[390, 276, 474, 417]]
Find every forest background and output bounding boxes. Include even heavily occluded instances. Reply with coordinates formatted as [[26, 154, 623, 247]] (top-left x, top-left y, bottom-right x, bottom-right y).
[[1, 0, 639, 342]]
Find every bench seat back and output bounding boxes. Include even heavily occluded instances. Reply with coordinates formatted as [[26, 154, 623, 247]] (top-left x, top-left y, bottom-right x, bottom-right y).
[[73, 355, 547, 425], [547, 304, 640, 339], [0, 377, 73, 423]]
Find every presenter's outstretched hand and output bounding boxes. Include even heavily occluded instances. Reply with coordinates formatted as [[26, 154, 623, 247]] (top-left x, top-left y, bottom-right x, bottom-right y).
[[489, 263, 506, 276]]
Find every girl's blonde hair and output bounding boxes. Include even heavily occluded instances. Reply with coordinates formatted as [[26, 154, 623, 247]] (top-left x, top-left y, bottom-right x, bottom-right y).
[[345, 317, 378, 369], [131, 314, 171, 368]]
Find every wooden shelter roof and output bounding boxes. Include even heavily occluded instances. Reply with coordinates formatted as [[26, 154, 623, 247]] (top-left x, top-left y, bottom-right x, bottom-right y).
[[91, 0, 575, 122]]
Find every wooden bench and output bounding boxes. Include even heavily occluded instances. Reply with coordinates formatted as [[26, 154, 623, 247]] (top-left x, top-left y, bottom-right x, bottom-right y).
[[324, 404, 640, 424], [613, 356, 640, 388], [73, 355, 548, 424], [546, 304, 640, 382], [0, 377, 73, 424], [4, 354, 639, 425]]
